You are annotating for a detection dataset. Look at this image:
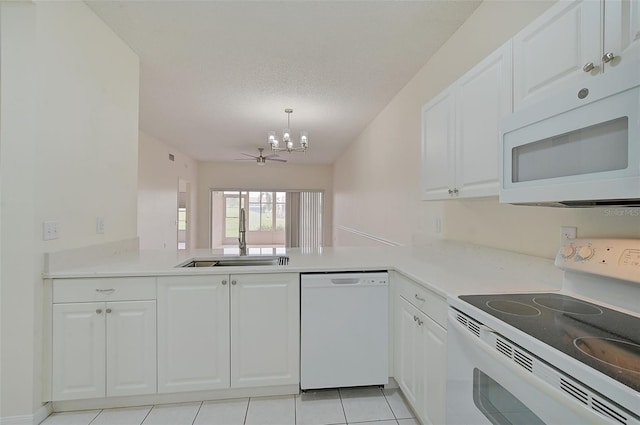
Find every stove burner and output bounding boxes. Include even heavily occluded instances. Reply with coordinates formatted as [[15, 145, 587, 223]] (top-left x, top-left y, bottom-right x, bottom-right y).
[[533, 295, 603, 315], [574, 337, 640, 374], [486, 300, 541, 316]]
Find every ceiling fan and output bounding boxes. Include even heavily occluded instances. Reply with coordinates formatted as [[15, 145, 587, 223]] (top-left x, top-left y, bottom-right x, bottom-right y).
[[235, 147, 287, 165]]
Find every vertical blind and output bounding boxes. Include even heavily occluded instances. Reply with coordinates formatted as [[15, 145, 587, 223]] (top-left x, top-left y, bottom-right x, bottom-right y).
[[286, 191, 323, 249]]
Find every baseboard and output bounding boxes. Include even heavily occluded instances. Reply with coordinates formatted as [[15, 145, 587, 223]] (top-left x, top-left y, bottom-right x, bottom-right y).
[[51, 384, 299, 412], [0, 403, 52, 425]]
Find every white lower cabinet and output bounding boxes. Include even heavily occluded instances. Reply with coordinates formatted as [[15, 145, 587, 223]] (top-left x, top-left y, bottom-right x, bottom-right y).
[[231, 273, 299, 388], [52, 300, 156, 401], [157, 272, 299, 393], [393, 273, 447, 425], [157, 275, 230, 393]]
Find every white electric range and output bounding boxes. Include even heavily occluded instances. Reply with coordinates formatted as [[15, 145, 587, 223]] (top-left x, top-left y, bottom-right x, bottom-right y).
[[447, 238, 640, 425]]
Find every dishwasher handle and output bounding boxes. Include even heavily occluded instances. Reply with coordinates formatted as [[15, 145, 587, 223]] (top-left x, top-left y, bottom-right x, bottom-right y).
[[331, 278, 360, 285]]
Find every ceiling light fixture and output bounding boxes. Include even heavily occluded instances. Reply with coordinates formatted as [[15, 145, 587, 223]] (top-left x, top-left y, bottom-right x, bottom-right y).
[[267, 109, 309, 153]]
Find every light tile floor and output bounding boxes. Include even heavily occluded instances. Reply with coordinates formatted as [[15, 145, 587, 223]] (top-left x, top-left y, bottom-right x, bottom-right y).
[[42, 387, 416, 425]]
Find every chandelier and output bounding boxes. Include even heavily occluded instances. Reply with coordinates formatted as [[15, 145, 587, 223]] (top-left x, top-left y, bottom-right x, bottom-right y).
[[267, 109, 309, 153]]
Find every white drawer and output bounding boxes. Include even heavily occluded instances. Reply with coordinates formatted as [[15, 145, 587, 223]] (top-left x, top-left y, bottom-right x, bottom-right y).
[[394, 272, 447, 328], [53, 277, 156, 303]]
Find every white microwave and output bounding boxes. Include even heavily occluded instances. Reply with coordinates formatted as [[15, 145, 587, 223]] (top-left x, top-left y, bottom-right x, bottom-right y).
[[500, 62, 640, 207]]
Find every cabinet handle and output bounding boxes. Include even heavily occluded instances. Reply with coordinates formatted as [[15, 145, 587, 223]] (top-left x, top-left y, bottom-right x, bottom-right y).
[[453, 188, 459, 194], [416, 318, 423, 326], [222, 280, 227, 285], [232, 280, 237, 285], [602, 52, 615, 63], [96, 309, 102, 314], [414, 294, 426, 302], [448, 189, 453, 195], [95, 288, 115, 294], [106, 308, 112, 314], [413, 315, 418, 322], [583, 62, 595, 72]]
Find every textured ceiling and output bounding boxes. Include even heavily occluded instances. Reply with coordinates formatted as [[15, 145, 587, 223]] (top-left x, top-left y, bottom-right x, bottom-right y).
[[87, 0, 481, 164]]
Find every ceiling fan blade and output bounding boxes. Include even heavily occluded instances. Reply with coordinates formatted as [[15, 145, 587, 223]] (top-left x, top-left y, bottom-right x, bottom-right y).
[[240, 153, 258, 158], [268, 158, 287, 163], [234, 158, 256, 161], [263, 153, 280, 159]]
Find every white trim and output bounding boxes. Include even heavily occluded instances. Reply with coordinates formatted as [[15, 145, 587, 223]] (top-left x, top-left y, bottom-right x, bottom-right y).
[[336, 225, 403, 247], [51, 384, 298, 412], [0, 403, 52, 425]]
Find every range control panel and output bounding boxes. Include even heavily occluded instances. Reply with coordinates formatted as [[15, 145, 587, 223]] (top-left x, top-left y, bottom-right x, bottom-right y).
[[555, 238, 640, 283]]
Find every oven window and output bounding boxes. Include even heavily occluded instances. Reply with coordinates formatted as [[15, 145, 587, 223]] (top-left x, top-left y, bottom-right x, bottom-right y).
[[512, 116, 628, 183], [473, 368, 544, 425]]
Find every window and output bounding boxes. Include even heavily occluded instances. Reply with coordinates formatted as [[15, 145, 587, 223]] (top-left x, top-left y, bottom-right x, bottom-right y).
[[210, 189, 323, 249], [224, 192, 244, 238]]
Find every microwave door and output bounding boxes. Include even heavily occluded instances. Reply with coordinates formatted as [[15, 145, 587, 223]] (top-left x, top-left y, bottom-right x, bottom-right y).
[[500, 84, 640, 206]]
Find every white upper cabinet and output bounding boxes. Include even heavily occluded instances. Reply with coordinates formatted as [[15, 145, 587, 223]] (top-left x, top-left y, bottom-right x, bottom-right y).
[[421, 89, 456, 200], [422, 41, 512, 200], [513, 0, 640, 110], [604, 0, 640, 66], [455, 43, 513, 198]]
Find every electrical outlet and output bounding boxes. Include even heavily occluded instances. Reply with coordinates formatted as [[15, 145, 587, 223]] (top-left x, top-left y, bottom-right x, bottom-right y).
[[43, 221, 60, 240], [561, 226, 577, 241], [96, 216, 105, 234]]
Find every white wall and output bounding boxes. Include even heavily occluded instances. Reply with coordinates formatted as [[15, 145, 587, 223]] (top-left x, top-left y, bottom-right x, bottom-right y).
[[0, 1, 139, 418], [196, 162, 333, 249], [333, 0, 640, 258], [138, 131, 199, 250]]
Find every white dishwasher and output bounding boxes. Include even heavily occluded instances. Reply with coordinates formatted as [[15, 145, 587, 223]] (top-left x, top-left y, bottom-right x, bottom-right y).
[[300, 271, 388, 390]]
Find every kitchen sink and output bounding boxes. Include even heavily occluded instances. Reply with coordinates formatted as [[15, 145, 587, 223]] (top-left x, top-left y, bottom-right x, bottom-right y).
[[177, 256, 288, 268]]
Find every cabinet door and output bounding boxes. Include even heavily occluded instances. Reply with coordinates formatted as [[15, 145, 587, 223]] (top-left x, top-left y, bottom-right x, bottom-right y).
[[420, 313, 447, 425], [106, 300, 156, 397], [395, 297, 422, 410], [230, 273, 299, 388], [513, 0, 601, 110], [421, 89, 456, 200], [52, 303, 105, 401], [455, 41, 512, 198], [604, 0, 640, 69], [157, 275, 230, 393]]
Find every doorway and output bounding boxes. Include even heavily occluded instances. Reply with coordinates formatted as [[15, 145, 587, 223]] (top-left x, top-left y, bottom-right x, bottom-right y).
[[177, 179, 190, 250]]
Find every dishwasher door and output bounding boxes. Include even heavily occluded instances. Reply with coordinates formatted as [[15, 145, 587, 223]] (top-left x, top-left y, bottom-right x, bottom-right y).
[[300, 272, 388, 390]]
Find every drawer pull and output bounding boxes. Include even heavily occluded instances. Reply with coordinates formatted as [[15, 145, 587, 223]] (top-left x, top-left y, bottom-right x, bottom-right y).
[[96, 309, 102, 314], [106, 308, 112, 314], [95, 288, 115, 294], [414, 294, 426, 302]]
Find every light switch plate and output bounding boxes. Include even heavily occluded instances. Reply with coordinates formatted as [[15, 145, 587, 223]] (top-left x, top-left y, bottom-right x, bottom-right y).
[[43, 221, 60, 240], [96, 216, 105, 234]]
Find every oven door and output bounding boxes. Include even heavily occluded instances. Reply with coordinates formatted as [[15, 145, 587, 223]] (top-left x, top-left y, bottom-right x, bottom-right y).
[[446, 309, 613, 425]]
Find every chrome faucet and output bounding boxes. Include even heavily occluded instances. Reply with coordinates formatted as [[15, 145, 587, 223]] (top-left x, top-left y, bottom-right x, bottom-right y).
[[238, 207, 247, 256]]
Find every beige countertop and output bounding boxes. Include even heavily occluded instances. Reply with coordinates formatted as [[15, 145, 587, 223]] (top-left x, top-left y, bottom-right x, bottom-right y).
[[44, 240, 563, 299]]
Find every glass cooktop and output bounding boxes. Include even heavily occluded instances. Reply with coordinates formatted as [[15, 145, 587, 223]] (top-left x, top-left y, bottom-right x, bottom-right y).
[[459, 293, 640, 392]]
